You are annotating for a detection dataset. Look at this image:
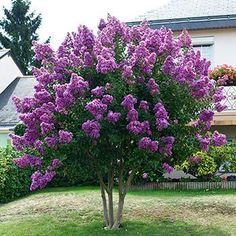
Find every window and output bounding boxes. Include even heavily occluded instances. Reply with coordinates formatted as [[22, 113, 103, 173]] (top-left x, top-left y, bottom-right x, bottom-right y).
[[192, 36, 214, 68], [193, 44, 213, 67]]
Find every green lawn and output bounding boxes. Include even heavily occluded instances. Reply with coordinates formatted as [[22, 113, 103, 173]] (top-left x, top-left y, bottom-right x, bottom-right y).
[[0, 187, 235, 236]]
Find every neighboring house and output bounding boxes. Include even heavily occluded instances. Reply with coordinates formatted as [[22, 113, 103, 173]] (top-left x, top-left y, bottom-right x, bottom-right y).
[[128, 0, 236, 140], [0, 49, 35, 147]]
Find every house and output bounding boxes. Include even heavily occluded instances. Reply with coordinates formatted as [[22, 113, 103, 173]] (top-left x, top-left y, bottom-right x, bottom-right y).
[[0, 49, 35, 147], [128, 0, 236, 140]]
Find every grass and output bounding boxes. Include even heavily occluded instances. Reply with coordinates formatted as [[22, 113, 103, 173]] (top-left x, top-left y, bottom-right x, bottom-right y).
[[0, 187, 236, 236]]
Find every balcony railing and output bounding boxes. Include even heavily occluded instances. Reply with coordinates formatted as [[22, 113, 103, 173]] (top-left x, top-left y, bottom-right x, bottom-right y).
[[222, 86, 236, 111]]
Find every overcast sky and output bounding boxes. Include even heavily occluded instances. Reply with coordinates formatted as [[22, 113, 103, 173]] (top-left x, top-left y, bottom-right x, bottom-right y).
[[0, 0, 169, 48]]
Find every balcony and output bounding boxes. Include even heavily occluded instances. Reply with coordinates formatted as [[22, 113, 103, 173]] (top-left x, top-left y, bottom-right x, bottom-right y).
[[213, 86, 236, 126]]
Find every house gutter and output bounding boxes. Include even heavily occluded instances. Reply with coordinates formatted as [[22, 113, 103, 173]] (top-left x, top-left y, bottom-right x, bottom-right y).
[[127, 14, 236, 31]]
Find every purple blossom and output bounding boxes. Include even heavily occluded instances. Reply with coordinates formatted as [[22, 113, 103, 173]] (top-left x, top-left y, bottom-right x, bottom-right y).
[[82, 120, 101, 139], [121, 94, 137, 110], [33, 41, 54, 61], [138, 137, 158, 152], [196, 134, 210, 151], [122, 65, 133, 78], [147, 78, 160, 95], [85, 99, 107, 120], [212, 131, 227, 146], [48, 159, 62, 171], [178, 29, 192, 48], [127, 121, 151, 135], [59, 130, 73, 144], [159, 136, 175, 156], [163, 163, 174, 173], [139, 100, 149, 111], [44, 136, 57, 148], [107, 111, 121, 124], [14, 154, 42, 168], [215, 102, 227, 112], [154, 102, 169, 131], [40, 122, 55, 135], [127, 109, 138, 121], [213, 87, 225, 103], [102, 94, 113, 104], [91, 86, 104, 97], [30, 170, 56, 191]]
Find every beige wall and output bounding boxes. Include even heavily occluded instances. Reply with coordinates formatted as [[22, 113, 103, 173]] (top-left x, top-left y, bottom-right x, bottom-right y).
[[175, 28, 236, 67]]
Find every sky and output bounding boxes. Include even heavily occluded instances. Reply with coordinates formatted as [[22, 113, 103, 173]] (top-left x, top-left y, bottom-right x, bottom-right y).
[[0, 0, 169, 48]]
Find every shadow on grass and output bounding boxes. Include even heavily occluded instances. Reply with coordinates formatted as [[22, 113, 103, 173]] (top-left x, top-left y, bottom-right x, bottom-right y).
[[78, 220, 229, 236], [0, 216, 229, 236]]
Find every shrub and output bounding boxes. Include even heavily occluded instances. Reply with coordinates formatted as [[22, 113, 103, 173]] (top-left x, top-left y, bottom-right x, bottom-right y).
[[180, 151, 217, 180], [0, 146, 31, 203], [50, 156, 97, 187], [209, 142, 236, 172], [209, 64, 236, 86]]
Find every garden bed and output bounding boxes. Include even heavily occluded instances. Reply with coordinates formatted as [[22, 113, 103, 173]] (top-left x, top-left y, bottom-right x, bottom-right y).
[[130, 181, 236, 190]]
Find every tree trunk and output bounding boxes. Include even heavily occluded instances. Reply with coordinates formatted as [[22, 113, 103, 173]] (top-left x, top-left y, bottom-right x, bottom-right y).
[[112, 193, 125, 229], [100, 183, 109, 227], [98, 165, 134, 230], [107, 190, 114, 227]]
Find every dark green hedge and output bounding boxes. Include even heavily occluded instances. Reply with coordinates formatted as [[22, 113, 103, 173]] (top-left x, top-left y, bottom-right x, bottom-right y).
[[50, 156, 98, 187], [0, 146, 32, 203]]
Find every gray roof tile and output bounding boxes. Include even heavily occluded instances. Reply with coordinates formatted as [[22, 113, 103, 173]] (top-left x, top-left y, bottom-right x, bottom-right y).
[[0, 76, 36, 126], [135, 0, 236, 21]]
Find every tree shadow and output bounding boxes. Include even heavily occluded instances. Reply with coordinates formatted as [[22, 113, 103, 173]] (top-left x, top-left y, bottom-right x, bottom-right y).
[[72, 219, 230, 236]]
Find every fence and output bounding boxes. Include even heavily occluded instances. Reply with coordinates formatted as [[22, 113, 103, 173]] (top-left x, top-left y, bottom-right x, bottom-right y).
[[130, 181, 236, 190]]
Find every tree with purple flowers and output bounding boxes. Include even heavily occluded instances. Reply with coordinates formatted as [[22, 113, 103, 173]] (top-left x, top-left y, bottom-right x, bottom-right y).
[[11, 16, 226, 229]]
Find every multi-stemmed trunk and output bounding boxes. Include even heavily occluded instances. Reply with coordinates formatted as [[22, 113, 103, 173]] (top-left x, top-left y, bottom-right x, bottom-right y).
[[97, 161, 134, 229]]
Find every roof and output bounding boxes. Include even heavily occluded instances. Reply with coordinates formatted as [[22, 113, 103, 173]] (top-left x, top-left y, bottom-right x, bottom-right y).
[[128, 0, 236, 31], [0, 49, 23, 94], [0, 76, 36, 126], [0, 49, 10, 59]]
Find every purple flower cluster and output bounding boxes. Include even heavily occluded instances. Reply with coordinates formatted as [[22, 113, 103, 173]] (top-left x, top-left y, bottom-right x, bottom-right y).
[[162, 163, 174, 173], [212, 131, 227, 146], [214, 87, 227, 112], [147, 78, 160, 95], [139, 100, 149, 111], [82, 120, 101, 138], [159, 136, 175, 156], [102, 94, 113, 104], [85, 99, 107, 120], [138, 137, 158, 152], [30, 170, 56, 191], [14, 154, 42, 168], [127, 121, 151, 135], [193, 109, 214, 131], [153, 103, 169, 131], [121, 94, 137, 110], [196, 134, 211, 151], [59, 130, 73, 144], [107, 111, 121, 124], [127, 109, 139, 121], [91, 86, 104, 97]]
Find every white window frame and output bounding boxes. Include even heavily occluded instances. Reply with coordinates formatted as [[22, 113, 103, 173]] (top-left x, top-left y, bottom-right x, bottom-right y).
[[192, 36, 214, 68]]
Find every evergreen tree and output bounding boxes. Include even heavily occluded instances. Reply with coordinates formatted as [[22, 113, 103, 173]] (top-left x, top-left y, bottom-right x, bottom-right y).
[[0, 0, 42, 74]]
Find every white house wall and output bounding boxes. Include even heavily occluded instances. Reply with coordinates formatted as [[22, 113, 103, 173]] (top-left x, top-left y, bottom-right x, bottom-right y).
[[0, 53, 23, 94], [175, 28, 236, 67]]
